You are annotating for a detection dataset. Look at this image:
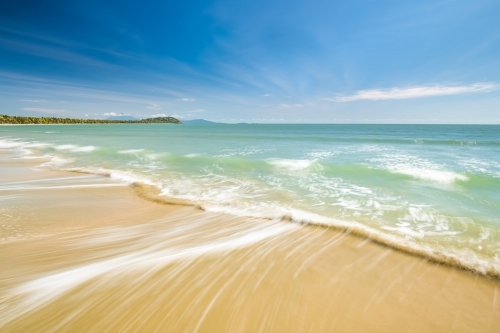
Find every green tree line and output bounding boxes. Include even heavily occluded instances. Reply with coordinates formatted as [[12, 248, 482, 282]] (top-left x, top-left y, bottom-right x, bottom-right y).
[[0, 115, 182, 125]]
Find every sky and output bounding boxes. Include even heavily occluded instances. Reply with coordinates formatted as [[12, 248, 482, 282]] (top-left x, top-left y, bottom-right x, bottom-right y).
[[1, 0, 499, 123]]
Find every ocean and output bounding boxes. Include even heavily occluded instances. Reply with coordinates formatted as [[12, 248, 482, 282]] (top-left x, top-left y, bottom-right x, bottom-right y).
[[1, 124, 499, 276]]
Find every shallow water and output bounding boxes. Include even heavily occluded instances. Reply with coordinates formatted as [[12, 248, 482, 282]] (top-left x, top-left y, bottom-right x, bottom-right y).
[[1, 124, 500, 275], [1, 142, 500, 332]]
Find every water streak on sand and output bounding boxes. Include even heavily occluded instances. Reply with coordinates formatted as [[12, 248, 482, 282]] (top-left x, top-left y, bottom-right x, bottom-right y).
[[0, 210, 293, 327]]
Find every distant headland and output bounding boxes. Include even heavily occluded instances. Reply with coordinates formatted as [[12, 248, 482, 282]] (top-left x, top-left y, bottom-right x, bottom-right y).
[[181, 119, 219, 124], [0, 115, 181, 125]]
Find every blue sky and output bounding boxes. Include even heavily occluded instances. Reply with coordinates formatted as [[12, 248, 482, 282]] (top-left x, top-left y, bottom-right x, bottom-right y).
[[1, 0, 499, 123]]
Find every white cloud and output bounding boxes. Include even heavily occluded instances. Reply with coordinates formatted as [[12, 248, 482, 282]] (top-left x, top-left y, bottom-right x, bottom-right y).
[[102, 112, 131, 116], [190, 109, 205, 113], [151, 113, 182, 118], [277, 103, 304, 108], [263, 94, 272, 97], [179, 98, 196, 101], [21, 107, 66, 114], [328, 83, 499, 102]]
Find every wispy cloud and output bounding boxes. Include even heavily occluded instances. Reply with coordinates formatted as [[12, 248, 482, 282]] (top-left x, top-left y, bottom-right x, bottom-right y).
[[277, 103, 304, 108], [147, 103, 162, 110], [0, 36, 116, 70], [190, 109, 205, 113], [179, 98, 196, 101], [328, 83, 499, 102], [21, 107, 66, 114], [20, 99, 48, 103]]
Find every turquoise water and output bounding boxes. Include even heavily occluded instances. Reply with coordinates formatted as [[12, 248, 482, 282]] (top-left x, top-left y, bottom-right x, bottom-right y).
[[1, 124, 500, 274]]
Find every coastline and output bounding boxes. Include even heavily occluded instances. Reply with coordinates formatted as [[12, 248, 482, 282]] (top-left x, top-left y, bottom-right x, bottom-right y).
[[0, 115, 181, 125], [1, 154, 499, 332], [0, 123, 182, 126]]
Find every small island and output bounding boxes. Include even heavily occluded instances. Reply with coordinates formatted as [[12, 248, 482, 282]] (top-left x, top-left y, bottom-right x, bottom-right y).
[[0, 114, 182, 125]]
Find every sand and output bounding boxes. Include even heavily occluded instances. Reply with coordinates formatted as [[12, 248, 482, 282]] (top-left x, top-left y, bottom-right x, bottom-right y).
[[0, 154, 499, 332]]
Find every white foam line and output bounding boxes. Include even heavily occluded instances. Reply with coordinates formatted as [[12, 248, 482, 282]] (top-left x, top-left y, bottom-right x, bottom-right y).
[[71, 146, 96, 153], [267, 158, 317, 171], [388, 167, 468, 183], [118, 149, 144, 154], [0, 223, 291, 327], [54, 144, 78, 150]]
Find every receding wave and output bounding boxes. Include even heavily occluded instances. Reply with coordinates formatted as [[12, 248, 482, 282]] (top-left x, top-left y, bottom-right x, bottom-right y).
[[96, 177, 500, 278], [2, 134, 500, 279], [136, 183, 499, 277]]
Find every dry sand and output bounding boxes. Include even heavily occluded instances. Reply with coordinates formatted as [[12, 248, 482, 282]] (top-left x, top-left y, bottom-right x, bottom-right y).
[[0, 155, 499, 332]]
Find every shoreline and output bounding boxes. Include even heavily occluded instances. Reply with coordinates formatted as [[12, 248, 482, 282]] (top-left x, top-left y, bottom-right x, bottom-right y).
[[0, 123, 182, 126], [80, 176, 500, 279], [1, 135, 499, 278], [2, 141, 500, 278], [1, 154, 499, 332]]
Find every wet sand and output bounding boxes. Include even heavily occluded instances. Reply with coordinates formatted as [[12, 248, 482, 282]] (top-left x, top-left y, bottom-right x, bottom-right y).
[[0, 155, 499, 332]]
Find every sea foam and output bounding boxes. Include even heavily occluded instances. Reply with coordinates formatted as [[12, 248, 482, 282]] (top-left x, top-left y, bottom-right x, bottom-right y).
[[388, 166, 468, 183], [372, 153, 468, 184], [71, 145, 96, 152], [267, 158, 318, 171]]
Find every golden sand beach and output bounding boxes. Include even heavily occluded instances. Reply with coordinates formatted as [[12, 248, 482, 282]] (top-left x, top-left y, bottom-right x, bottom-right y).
[[1, 154, 499, 332]]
